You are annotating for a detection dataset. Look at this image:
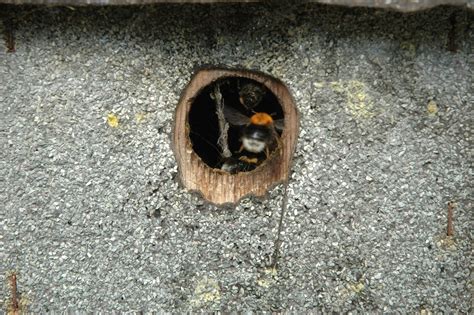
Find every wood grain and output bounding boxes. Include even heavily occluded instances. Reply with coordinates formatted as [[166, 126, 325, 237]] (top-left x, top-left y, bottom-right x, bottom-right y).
[[173, 68, 299, 205]]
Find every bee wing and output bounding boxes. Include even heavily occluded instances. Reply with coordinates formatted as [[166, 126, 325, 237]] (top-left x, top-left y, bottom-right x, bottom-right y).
[[273, 119, 285, 131], [223, 105, 249, 126]]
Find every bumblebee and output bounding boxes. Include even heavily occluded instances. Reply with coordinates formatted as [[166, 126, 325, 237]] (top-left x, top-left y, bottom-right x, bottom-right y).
[[220, 156, 259, 174], [238, 82, 266, 111], [223, 105, 284, 158]]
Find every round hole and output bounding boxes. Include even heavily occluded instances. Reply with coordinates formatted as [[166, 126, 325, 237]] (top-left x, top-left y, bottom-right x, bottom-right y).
[[173, 68, 299, 204], [188, 77, 284, 173]]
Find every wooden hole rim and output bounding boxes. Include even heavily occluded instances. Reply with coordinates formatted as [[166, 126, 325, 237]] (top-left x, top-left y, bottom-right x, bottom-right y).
[[173, 67, 299, 205]]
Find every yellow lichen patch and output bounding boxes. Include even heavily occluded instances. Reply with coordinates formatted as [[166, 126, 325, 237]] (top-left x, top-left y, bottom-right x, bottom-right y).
[[313, 80, 376, 119], [437, 235, 457, 250], [346, 81, 375, 119], [243, 60, 255, 69], [340, 279, 366, 302], [400, 41, 417, 58], [257, 278, 270, 288], [10, 295, 30, 315], [356, 92, 366, 102], [330, 81, 345, 93], [332, 80, 375, 119], [135, 112, 146, 123], [216, 34, 226, 46], [427, 100, 438, 115], [107, 113, 119, 128], [256, 266, 278, 288], [190, 277, 221, 307], [313, 82, 325, 89], [348, 281, 365, 293], [264, 266, 278, 277]]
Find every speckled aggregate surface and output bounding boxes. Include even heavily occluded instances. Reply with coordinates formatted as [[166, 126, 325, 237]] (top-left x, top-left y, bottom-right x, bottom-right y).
[[1, 3, 472, 312]]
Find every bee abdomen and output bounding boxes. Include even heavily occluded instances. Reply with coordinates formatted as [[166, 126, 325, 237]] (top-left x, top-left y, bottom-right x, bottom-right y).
[[242, 125, 272, 141]]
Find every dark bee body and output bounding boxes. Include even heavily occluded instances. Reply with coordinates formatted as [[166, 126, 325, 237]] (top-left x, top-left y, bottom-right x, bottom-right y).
[[223, 106, 283, 159], [241, 123, 277, 156], [220, 156, 258, 174], [239, 83, 265, 111]]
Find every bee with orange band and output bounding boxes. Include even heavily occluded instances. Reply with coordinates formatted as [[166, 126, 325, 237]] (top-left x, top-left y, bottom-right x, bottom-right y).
[[223, 106, 284, 159]]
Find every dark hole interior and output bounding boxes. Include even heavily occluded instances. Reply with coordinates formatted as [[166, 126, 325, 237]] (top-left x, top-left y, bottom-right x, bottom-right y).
[[188, 77, 284, 172]]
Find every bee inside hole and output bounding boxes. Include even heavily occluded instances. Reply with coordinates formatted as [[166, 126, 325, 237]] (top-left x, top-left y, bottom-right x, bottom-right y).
[[188, 77, 285, 174]]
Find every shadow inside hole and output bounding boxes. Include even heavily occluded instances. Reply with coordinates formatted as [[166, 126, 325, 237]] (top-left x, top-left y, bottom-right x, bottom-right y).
[[188, 77, 284, 170]]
